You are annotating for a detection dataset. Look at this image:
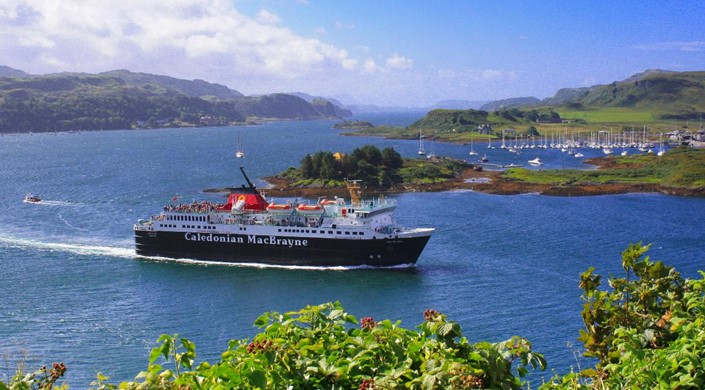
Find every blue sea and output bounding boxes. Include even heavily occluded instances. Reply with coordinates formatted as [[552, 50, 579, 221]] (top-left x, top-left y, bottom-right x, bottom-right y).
[[1, 114, 704, 387]]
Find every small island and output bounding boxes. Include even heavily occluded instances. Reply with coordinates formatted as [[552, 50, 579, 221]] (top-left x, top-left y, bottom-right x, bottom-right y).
[[263, 146, 705, 198]]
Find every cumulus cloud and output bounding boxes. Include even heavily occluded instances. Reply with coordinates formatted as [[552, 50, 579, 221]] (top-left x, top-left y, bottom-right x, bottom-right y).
[[362, 54, 413, 73], [0, 0, 375, 88], [385, 53, 413, 70], [257, 9, 281, 25]]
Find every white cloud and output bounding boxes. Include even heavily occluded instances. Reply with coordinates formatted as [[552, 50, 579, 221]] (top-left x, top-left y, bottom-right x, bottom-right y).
[[257, 9, 281, 25], [364, 58, 379, 73], [0, 0, 507, 106], [385, 53, 413, 70], [0, 0, 365, 84], [363, 54, 413, 74]]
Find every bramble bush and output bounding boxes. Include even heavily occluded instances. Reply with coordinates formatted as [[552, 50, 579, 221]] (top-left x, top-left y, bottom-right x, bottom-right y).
[[119, 302, 544, 389], [1, 303, 544, 389], [542, 242, 705, 389], [5, 244, 705, 389]]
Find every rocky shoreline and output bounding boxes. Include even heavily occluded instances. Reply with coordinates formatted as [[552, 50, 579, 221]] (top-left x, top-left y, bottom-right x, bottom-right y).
[[260, 159, 705, 198]]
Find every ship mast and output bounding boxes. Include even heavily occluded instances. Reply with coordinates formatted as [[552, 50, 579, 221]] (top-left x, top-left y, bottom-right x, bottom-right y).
[[344, 179, 362, 206]]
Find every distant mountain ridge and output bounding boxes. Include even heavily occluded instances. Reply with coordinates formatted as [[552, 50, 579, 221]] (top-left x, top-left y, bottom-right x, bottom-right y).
[[481, 69, 705, 119], [0, 67, 351, 133], [0, 65, 31, 78], [480, 97, 541, 111], [101, 69, 244, 100]]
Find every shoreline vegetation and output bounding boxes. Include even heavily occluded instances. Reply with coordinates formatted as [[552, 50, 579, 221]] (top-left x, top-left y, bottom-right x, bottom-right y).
[[260, 146, 705, 198]]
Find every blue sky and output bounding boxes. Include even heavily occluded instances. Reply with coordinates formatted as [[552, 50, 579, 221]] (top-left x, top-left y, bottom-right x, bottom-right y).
[[1, 0, 704, 106]]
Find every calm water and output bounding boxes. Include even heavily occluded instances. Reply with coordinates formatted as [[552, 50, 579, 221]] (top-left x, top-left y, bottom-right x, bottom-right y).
[[1, 116, 703, 386]]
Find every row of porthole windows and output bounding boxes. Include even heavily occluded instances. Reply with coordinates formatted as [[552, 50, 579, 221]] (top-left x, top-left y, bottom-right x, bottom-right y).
[[167, 214, 207, 222], [158, 223, 215, 230], [277, 228, 364, 236]]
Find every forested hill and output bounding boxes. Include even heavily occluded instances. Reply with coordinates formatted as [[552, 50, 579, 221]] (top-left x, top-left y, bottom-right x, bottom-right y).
[[0, 68, 351, 133]]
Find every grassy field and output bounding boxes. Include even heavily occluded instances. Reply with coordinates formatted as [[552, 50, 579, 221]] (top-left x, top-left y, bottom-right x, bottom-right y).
[[556, 107, 658, 123], [503, 147, 705, 189]]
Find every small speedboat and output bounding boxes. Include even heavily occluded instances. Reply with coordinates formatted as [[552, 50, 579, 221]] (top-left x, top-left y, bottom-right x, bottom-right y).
[[24, 194, 41, 203], [528, 157, 543, 166]]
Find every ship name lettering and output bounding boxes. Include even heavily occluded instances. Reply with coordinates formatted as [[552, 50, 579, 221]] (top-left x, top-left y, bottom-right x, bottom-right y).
[[184, 233, 243, 243], [247, 235, 308, 248]]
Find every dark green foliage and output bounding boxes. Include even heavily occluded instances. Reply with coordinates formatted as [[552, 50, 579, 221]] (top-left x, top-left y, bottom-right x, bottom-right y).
[[543, 243, 705, 389], [381, 147, 403, 169], [297, 145, 416, 188], [105, 303, 545, 388]]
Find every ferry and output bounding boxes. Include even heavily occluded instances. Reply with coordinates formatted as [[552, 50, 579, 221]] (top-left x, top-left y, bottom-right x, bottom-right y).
[[133, 168, 434, 267]]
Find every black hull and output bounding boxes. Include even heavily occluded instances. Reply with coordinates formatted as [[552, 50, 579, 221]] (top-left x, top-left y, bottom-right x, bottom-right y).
[[134, 230, 431, 267]]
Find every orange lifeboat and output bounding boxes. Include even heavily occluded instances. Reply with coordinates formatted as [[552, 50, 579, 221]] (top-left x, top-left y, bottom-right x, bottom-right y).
[[297, 203, 323, 214], [267, 202, 292, 212]]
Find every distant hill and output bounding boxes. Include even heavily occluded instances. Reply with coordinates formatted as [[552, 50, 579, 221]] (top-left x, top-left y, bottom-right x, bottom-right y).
[[0, 65, 31, 78], [0, 68, 351, 133], [409, 107, 560, 132], [431, 100, 488, 110], [540, 87, 590, 106], [288, 92, 351, 117], [480, 97, 541, 111], [560, 70, 705, 118], [479, 70, 705, 120], [101, 69, 244, 99]]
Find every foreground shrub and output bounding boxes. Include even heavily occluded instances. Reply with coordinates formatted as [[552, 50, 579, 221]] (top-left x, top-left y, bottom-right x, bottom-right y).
[[1, 303, 544, 389], [124, 302, 545, 389], [542, 243, 705, 389]]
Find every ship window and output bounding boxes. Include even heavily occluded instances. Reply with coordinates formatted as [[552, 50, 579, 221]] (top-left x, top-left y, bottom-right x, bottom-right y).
[[337, 231, 342, 235], [329, 231, 333, 234], [345, 231, 350, 235], [360, 232, 364, 236], [278, 229, 281, 232]]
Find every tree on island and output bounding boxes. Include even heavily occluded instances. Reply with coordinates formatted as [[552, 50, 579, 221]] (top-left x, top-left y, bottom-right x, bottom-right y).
[[299, 145, 404, 188]]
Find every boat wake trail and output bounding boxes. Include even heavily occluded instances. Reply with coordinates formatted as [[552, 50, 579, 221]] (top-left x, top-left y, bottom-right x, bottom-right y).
[[57, 213, 89, 232], [23, 199, 80, 207], [0, 235, 136, 259], [137, 256, 416, 271]]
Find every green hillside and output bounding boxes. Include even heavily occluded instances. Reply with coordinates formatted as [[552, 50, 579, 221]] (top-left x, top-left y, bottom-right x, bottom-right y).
[[0, 70, 351, 133], [410, 108, 559, 131], [569, 71, 705, 118]]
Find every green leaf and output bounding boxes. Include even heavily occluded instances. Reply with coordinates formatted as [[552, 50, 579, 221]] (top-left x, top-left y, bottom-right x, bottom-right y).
[[253, 314, 269, 327], [248, 369, 267, 389]]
